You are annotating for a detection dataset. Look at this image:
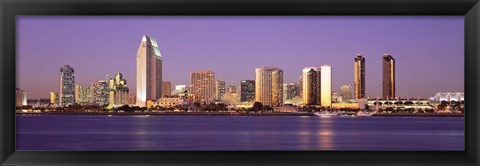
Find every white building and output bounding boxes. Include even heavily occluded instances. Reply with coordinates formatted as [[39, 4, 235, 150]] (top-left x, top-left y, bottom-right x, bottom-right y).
[[320, 65, 332, 107], [156, 97, 190, 108], [433, 92, 464, 102], [136, 35, 162, 107]]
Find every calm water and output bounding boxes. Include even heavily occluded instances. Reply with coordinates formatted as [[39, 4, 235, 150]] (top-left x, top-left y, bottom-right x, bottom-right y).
[[16, 115, 464, 150]]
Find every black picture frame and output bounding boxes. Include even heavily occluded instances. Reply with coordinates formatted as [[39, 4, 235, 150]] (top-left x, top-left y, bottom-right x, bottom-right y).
[[1, 0, 479, 165]]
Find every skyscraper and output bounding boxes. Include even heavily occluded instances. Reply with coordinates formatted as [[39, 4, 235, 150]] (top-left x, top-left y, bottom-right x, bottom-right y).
[[16, 88, 27, 107], [75, 85, 93, 105], [136, 35, 162, 107], [49, 92, 58, 106], [92, 80, 109, 106], [283, 83, 300, 100], [302, 67, 321, 105], [109, 73, 129, 107], [162, 81, 171, 97], [340, 85, 353, 103], [240, 80, 255, 102], [320, 65, 332, 106], [59, 65, 75, 107], [354, 54, 366, 99], [382, 54, 395, 99], [191, 71, 215, 103], [215, 80, 225, 101], [271, 69, 283, 106], [255, 67, 283, 106]]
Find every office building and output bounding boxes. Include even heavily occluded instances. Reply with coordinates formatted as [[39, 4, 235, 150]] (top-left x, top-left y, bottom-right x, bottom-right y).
[[59, 65, 75, 107], [162, 81, 171, 97], [302, 67, 321, 105], [354, 54, 366, 99], [215, 80, 225, 101], [75, 85, 94, 105], [321, 65, 332, 106], [109, 73, 129, 107], [240, 80, 255, 102], [50, 92, 58, 106], [255, 67, 283, 106], [283, 83, 300, 100], [382, 54, 395, 99], [227, 85, 237, 93], [92, 80, 109, 106], [340, 85, 353, 103], [136, 35, 162, 107], [191, 70, 215, 103], [16, 88, 27, 107]]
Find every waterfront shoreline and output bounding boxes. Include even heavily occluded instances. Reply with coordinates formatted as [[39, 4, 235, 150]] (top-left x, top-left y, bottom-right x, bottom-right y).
[[16, 112, 464, 117]]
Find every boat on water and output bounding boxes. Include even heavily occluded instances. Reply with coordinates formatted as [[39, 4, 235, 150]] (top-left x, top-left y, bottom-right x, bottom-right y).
[[356, 111, 375, 117], [314, 112, 339, 118]]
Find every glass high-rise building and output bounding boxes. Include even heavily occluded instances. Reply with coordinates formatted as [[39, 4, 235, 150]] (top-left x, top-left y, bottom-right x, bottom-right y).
[[215, 80, 225, 101], [75, 85, 94, 105], [320, 65, 332, 107], [59, 65, 75, 107], [136, 35, 162, 107], [240, 80, 255, 102], [191, 71, 215, 103], [92, 80, 109, 106], [283, 83, 300, 100], [382, 54, 395, 99], [109, 73, 129, 107], [354, 54, 366, 99], [302, 67, 321, 105], [255, 67, 283, 106]]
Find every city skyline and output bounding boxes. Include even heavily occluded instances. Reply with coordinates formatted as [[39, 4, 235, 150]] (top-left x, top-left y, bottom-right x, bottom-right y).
[[17, 16, 464, 99]]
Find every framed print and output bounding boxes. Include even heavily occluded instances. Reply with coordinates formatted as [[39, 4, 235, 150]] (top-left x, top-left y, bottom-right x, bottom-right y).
[[1, 0, 479, 165]]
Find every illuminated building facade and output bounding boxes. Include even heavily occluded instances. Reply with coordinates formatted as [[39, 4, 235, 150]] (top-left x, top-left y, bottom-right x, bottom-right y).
[[92, 80, 109, 106], [191, 71, 215, 103], [283, 83, 300, 100], [255, 67, 283, 106], [302, 67, 321, 105], [59, 65, 75, 107], [382, 54, 395, 99], [321, 65, 332, 106], [354, 54, 366, 99], [340, 85, 353, 103], [109, 73, 129, 107], [50, 92, 58, 106], [216, 80, 225, 100], [227, 85, 237, 93], [16, 88, 27, 107], [136, 35, 162, 107], [75, 85, 94, 105], [240, 80, 255, 102]]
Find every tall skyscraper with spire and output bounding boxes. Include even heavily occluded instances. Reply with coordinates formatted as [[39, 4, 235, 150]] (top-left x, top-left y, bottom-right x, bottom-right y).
[[59, 65, 75, 107], [382, 53, 395, 99], [354, 54, 366, 99], [136, 35, 162, 107]]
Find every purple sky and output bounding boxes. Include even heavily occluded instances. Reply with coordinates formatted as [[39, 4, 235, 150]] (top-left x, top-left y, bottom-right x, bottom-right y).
[[17, 16, 464, 99]]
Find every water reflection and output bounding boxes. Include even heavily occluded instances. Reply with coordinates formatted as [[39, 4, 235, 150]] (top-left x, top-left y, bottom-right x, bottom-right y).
[[317, 118, 334, 150]]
